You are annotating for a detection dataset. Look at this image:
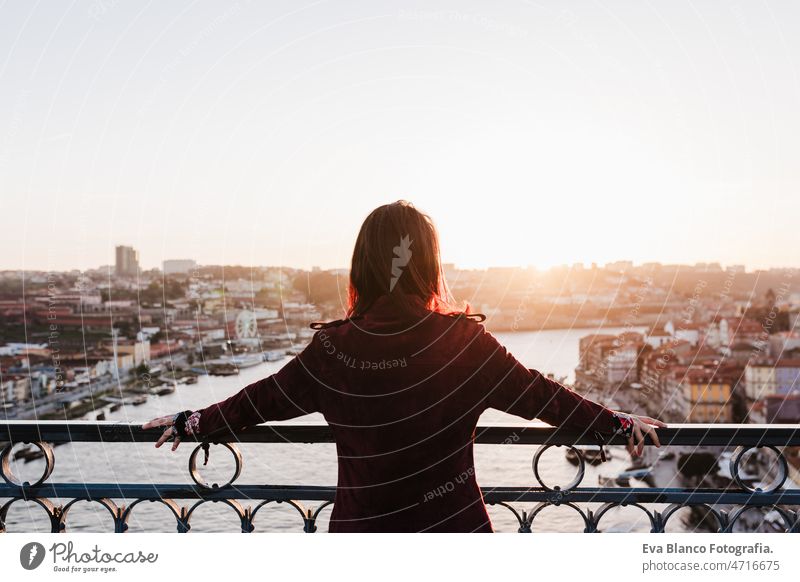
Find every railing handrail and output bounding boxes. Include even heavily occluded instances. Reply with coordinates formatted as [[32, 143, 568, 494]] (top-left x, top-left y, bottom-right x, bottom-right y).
[[2, 420, 799, 447]]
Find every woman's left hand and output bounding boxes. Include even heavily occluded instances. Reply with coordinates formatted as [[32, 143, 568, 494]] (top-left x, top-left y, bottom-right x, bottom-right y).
[[142, 414, 182, 451], [625, 414, 667, 459]]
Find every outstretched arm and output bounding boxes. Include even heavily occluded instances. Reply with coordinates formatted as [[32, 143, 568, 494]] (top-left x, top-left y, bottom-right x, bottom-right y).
[[143, 334, 325, 450], [473, 326, 665, 458]]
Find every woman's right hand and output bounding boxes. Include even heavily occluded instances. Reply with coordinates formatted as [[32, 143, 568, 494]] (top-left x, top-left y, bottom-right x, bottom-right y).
[[142, 414, 182, 451]]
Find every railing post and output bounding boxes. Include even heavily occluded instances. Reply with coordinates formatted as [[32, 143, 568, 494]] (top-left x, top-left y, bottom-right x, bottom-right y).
[[51, 505, 66, 533], [177, 506, 191, 533], [303, 508, 317, 533], [241, 506, 255, 533], [517, 510, 532, 533], [651, 511, 664, 533], [584, 509, 598, 533], [114, 505, 129, 533]]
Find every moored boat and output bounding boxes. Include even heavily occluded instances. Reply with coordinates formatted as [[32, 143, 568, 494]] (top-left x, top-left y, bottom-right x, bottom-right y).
[[149, 382, 177, 396], [566, 444, 611, 466], [226, 354, 262, 369], [263, 350, 285, 362], [207, 362, 239, 376]]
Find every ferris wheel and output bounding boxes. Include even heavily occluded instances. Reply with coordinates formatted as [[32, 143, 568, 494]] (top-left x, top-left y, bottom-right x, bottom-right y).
[[235, 310, 258, 339]]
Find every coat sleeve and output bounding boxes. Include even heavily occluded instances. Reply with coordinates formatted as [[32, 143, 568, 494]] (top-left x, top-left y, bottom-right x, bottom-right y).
[[193, 333, 325, 439], [472, 325, 620, 433]]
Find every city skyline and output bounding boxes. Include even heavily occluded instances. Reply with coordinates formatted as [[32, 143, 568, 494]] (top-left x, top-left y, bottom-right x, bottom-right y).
[[0, 250, 794, 275]]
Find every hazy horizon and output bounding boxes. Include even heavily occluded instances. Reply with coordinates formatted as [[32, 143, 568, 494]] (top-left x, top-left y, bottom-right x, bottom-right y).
[[2, 1, 798, 272], [1, 255, 794, 275]]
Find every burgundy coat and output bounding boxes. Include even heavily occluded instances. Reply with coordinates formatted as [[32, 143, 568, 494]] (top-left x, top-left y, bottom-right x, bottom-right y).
[[194, 294, 620, 532]]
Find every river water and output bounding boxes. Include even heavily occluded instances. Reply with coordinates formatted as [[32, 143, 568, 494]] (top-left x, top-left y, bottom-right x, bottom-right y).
[[5, 326, 688, 533]]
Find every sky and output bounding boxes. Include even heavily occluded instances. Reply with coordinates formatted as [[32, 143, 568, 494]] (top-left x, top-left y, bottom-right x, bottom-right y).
[[0, 1, 798, 272]]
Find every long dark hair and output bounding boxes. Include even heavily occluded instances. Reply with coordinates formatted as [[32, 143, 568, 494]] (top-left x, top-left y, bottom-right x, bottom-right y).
[[347, 201, 466, 319]]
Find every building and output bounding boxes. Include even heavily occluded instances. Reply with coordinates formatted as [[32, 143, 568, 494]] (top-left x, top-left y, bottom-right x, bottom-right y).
[[761, 394, 800, 423], [674, 369, 735, 423], [736, 318, 768, 344], [575, 334, 617, 389], [645, 327, 673, 348], [163, 259, 197, 275], [708, 317, 765, 350], [1, 375, 32, 407], [769, 332, 800, 358], [744, 359, 800, 422], [639, 340, 694, 388], [790, 307, 800, 335], [574, 332, 644, 390], [0, 343, 49, 357], [605, 345, 640, 384], [664, 320, 704, 346], [115, 245, 140, 277], [745, 359, 800, 400], [114, 340, 151, 366]]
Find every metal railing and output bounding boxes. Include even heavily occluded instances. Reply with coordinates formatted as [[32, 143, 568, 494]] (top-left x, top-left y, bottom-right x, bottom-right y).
[[1, 421, 799, 533]]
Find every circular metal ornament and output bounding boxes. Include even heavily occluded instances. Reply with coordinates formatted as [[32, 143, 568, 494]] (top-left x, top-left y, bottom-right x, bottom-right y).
[[726, 503, 796, 532], [532, 444, 585, 492], [189, 442, 242, 489], [730, 445, 787, 493], [0, 441, 55, 487]]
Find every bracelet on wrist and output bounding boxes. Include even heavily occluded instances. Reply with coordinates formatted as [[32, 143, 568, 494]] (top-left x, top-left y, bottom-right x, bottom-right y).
[[172, 410, 194, 439], [612, 412, 634, 438]]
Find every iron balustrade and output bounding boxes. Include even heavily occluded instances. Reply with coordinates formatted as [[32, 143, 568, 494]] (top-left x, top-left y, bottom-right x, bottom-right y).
[[1, 420, 799, 533]]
